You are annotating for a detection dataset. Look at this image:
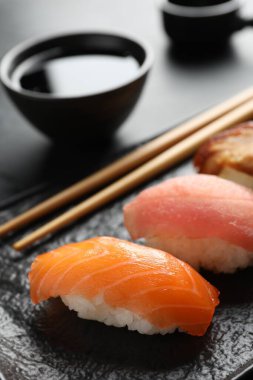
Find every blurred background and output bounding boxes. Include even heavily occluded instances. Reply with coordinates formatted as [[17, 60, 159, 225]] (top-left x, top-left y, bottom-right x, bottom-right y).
[[0, 0, 253, 203]]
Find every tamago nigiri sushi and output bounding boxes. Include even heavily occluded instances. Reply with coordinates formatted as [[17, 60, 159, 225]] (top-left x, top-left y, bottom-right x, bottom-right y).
[[29, 237, 219, 336], [124, 174, 253, 273]]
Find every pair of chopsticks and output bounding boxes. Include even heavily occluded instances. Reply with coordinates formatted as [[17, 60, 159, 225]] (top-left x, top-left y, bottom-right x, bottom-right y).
[[1, 87, 253, 251]]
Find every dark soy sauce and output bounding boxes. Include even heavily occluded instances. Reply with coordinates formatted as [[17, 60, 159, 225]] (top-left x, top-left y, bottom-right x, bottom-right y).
[[14, 53, 140, 96]]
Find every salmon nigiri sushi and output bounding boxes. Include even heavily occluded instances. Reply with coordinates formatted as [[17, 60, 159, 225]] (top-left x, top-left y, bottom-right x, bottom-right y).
[[124, 174, 253, 273], [29, 237, 219, 336]]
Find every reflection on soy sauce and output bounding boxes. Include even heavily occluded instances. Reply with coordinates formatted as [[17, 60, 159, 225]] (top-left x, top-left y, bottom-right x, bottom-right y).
[[17, 54, 140, 97]]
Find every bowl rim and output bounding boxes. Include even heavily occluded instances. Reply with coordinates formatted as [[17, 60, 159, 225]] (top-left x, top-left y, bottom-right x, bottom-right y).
[[0, 30, 153, 100], [158, 0, 243, 18]]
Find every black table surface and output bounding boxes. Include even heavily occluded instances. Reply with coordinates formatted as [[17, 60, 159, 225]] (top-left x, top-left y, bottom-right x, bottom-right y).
[[1, 0, 253, 203]]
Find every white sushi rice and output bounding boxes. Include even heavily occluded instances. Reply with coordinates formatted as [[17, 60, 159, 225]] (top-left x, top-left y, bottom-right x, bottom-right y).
[[61, 295, 177, 335], [147, 236, 253, 273]]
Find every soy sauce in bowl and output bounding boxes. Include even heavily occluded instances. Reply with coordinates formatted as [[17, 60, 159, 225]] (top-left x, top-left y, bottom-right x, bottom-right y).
[[14, 52, 140, 97], [0, 32, 153, 142]]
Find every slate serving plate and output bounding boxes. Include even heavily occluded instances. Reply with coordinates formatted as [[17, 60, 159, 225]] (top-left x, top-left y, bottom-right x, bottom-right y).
[[0, 151, 253, 380]]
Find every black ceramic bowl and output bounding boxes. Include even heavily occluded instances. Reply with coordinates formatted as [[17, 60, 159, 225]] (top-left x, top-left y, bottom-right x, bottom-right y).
[[159, 0, 252, 44], [0, 32, 153, 142]]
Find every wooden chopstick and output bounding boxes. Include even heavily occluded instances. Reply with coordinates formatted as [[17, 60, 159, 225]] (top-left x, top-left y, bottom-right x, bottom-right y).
[[0, 87, 253, 238], [12, 98, 253, 251], [0, 87, 253, 236]]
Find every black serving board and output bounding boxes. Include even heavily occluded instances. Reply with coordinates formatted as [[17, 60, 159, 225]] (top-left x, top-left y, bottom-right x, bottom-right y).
[[0, 156, 253, 380]]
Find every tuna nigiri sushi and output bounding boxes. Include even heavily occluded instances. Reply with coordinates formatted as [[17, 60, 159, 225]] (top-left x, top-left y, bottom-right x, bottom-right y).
[[29, 236, 219, 336], [124, 174, 253, 273]]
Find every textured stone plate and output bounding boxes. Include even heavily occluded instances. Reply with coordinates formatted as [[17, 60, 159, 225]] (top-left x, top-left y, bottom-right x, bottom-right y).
[[0, 160, 253, 380]]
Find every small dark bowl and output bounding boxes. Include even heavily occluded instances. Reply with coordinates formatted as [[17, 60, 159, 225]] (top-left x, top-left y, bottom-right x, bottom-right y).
[[0, 32, 153, 142], [159, 0, 252, 44]]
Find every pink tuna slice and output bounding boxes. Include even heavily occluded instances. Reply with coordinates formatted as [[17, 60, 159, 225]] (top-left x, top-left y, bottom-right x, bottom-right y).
[[124, 174, 253, 252]]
